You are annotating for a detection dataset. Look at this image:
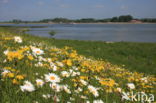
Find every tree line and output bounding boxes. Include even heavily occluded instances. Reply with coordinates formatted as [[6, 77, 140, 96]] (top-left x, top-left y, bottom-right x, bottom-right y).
[[3, 15, 156, 23]]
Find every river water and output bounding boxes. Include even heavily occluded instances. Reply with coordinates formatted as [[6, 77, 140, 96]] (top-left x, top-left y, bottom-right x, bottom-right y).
[[1, 23, 156, 42]]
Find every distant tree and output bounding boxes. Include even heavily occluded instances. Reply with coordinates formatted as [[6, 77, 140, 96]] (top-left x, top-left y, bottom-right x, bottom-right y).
[[12, 19, 22, 23], [111, 17, 118, 22], [118, 15, 133, 22], [52, 18, 71, 23], [40, 19, 52, 23], [96, 19, 110, 22], [75, 18, 96, 23], [140, 18, 156, 23]]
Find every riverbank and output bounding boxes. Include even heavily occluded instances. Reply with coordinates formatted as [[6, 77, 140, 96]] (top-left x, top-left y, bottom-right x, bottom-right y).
[[1, 22, 156, 25], [1, 26, 156, 75], [0, 27, 156, 103]]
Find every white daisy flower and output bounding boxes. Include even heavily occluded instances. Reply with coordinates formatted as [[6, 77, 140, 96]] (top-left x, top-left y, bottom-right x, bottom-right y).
[[70, 97, 75, 101], [36, 79, 44, 87], [71, 71, 80, 76], [49, 63, 57, 71], [50, 83, 61, 92], [1, 69, 10, 76], [35, 62, 43, 67], [86, 101, 90, 103], [80, 95, 87, 99], [14, 36, 22, 43], [61, 71, 70, 77], [42, 94, 51, 99], [80, 79, 88, 86], [47, 58, 52, 62], [88, 85, 99, 97], [127, 83, 135, 89], [53, 65, 57, 71], [75, 87, 82, 93], [63, 85, 71, 94], [32, 47, 44, 55], [45, 73, 60, 83], [56, 61, 64, 67], [20, 81, 35, 92], [116, 87, 122, 93], [141, 77, 148, 83], [3, 59, 7, 63], [93, 100, 104, 103], [3, 50, 9, 55]]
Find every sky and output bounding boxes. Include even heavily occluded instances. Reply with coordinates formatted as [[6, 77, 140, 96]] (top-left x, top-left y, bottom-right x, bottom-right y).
[[0, 0, 156, 21]]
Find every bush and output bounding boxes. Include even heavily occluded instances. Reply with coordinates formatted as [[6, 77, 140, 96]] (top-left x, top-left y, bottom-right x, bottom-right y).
[[49, 30, 56, 36]]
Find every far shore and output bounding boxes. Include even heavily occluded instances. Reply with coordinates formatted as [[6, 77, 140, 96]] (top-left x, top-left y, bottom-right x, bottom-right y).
[[0, 22, 156, 25]]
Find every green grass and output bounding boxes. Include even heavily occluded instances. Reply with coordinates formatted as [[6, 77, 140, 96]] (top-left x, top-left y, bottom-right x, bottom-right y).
[[52, 40, 156, 75], [0, 27, 156, 103], [1, 26, 156, 75]]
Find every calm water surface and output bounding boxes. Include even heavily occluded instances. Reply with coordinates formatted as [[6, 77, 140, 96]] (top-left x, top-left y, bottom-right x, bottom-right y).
[[1, 23, 156, 42]]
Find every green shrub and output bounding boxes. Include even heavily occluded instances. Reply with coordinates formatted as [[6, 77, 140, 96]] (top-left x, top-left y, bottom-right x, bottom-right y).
[[49, 30, 56, 36]]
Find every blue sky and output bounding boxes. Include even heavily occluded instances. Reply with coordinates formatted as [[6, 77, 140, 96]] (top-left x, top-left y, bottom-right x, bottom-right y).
[[0, 0, 156, 21]]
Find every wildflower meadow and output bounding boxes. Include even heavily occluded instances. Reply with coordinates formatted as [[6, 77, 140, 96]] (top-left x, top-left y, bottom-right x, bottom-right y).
[[0, 28, 156, 103]]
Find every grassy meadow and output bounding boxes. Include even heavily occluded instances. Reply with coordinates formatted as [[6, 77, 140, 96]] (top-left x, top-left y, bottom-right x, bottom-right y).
[[3, 26, 156, 75], [0, 27, 156, 103]]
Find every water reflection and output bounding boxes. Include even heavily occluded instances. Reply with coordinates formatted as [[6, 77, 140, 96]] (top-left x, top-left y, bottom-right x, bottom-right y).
[[0, 23, 156, 42]]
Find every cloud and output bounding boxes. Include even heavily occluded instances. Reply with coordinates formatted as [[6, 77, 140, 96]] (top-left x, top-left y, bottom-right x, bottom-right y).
[[94, 5, 104, 8]]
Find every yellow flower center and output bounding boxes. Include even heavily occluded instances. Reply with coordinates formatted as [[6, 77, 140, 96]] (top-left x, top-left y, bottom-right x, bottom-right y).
[[36, 51, 41, 54], [50, 76, 55, 80]]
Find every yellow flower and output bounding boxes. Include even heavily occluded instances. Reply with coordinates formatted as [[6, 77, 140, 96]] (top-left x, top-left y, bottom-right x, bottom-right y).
[[99, 78, 115, 87], [80, 76, 88, 80], [74, 83, 77, 87], [16, 75, 24, 80], [11, 69, 16, 72], [12, 79, 19, 85], [63, 59, 72, 66], [7, 73, 15, 78], [7, 50, 24, 61], [84, 90, 89, 94], [69, 52, 77, 58], [80, 68, 87, 72], [4, 67, 12, 70], [106, 88, 113, 93], [28, 55, 34, 60]]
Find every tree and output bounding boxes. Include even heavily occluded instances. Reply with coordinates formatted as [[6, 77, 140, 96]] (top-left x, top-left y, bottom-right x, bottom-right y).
[[52, 18, 71, 23], [111, 17, 118, 22], [75, 18, 96, 23], [12, 19, 22, 23], [118, 15, 133, 22]]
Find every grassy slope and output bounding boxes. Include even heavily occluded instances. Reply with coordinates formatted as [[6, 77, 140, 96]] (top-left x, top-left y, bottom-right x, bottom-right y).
[[1, 27, 156, 75], [0, 27, 156, 103]]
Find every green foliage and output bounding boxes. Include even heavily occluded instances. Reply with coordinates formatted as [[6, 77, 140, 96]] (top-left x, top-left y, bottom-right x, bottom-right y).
[[75, 18, 96, 23], [111, 15, 133, 22], [118, 15, 133, 22], [2, 15, 156, 23], [52, 18, 72, 23], [49, 30, 56, 36], [141, 18, 156, 23], [110, 17, 118, 22]]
